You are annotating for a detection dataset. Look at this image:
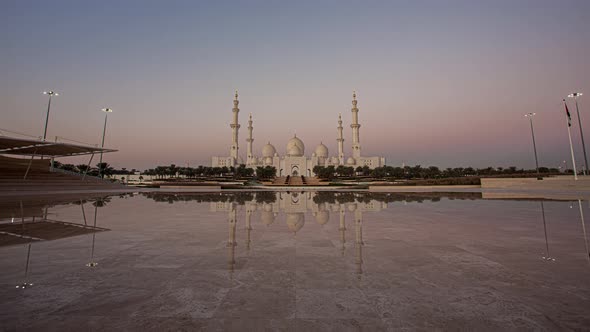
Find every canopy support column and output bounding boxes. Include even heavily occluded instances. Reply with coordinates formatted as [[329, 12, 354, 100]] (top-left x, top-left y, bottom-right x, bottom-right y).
[[82, 153, 95, 180], [23, 150, 38, 180]]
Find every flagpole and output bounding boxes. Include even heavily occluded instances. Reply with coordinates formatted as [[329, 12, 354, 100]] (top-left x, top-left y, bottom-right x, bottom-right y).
[[565, 100, 578, 180], [569, 93, 586, 175]]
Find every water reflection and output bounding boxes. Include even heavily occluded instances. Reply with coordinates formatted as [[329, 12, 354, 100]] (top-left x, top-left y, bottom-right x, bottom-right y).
[[142, 191, 483, 205], [4, 191, 590, 287], [0, 196, 112, 288], [199, 192, 381, 278], [208, 192, 387, 234], [579, 199, 590, 263], [540, 202, 555, 262]]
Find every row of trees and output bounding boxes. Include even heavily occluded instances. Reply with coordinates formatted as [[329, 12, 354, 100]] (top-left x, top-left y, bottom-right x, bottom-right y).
[[312, 165, 562, 180], [54, 160, 565, 181], [142, 164, 257, 179], [53, 161, 114, 178]]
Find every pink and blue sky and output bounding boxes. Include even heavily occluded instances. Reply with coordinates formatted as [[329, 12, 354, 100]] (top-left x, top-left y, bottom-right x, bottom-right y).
[[1, 0, 589, 170]]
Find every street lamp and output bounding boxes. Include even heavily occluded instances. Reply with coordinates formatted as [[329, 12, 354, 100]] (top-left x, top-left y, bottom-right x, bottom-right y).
[[42, 91, 59, 141], [525, 112, 541, 178], [98, 108, 113, 178], [568, 92, 586, 175]]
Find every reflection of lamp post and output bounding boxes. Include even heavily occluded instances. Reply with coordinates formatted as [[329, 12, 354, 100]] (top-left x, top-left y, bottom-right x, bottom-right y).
[[540, 202, 555, 262], [568, 93, 586, 175], [578, 199, 590, 263], [98, 108, 113, 178], [42, 91, 59, 141], [524, 113, 540, 178], [86, 204, 99, 267], [16, 244, 34, 289]]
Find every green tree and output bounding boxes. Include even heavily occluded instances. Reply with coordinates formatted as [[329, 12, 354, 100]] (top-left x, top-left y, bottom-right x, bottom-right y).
[[61, 164, 77, 172], [77, 164, 91, 173], [96, 162, 114, 178], [355, 166, 363, 176], [256, 166, 276, 179]]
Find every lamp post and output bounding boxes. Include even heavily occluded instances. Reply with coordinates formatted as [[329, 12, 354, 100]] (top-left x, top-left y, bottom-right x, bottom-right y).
[[525, 112, 540, 178], [42, 91, 59, 141], [98, 108, 113, 178], [568, 93, 586, 175]]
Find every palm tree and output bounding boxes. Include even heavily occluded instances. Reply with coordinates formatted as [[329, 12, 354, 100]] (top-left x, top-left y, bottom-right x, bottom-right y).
[[96, 162, 114, 178]]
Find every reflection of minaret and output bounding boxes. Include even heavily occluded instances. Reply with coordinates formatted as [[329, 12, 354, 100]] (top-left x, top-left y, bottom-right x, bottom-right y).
[[351, 91, 361, 159], [337, 113, 345, 164], [339, 206, 346, 256], [246, 113, 254, 165], [354, 209, 364, 280], [245, 204, 253, 251], [578, 199, 590, 263], [230, 90, 240, 161], [540, 202, 555, 261], [227, 204, 237, 276]]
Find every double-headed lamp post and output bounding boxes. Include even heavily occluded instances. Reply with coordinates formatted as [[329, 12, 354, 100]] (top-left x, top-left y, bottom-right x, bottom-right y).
[[568, 92, 586, 175], [525, 112, 540, 177], [98, 108, 113, 178], [42, 91, 59, 141]]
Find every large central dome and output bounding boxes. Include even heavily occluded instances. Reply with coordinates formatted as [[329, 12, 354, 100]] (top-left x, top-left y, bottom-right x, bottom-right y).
[[286, 135, 305, 157]]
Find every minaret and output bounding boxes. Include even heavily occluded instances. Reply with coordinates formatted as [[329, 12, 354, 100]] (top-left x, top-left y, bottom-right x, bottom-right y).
[[246, 113, 254, 164], [230, 90, 240, 162], [337, 113, 345, 164], [351, 91, 361, 159]]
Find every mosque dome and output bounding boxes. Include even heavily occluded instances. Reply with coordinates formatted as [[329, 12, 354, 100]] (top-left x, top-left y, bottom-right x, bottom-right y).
[[315, 210, 330, 225], [331, 156, 339, 164], [314, 142, 328, 158], [262, 142, 277, 158], [260, 210, 275, 226], [286, 135, 305, 157], [287, 145, 303, 157], [286, 213, 305, 233], [346, 157, 356, 165]]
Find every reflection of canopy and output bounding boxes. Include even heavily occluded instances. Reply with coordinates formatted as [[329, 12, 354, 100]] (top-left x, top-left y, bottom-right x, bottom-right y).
[[0, 136, 116, 157], [0, 194, 111, 247], [0, 219, 108, 247]]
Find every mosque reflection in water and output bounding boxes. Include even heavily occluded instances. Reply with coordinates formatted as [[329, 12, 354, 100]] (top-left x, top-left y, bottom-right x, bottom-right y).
[[210, 191, 387, 278], [5, 191, 590, 289], [143, 191, 483, 279], [141, 190, 590, 277]]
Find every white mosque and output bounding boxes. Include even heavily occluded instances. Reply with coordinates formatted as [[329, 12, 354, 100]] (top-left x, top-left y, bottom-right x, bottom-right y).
[[211, 91, 385, 177]]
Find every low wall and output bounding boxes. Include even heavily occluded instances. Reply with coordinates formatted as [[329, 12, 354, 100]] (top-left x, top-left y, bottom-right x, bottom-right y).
[[159, 185, 221, 191], [481, 176, 590, 190], [369, 185, 479, 192]]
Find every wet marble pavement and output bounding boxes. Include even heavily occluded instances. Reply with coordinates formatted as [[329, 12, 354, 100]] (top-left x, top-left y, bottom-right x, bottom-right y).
[[1, 192, 589, 331]]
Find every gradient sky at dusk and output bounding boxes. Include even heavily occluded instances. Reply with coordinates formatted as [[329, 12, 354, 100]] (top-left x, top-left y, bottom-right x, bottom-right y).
[[1, 0, 589, 170]]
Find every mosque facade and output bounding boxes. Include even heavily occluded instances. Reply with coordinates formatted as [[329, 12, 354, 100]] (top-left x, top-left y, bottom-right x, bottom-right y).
[[211, 91, 386, 176]]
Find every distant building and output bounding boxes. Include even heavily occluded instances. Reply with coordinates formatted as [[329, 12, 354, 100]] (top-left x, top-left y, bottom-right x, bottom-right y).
[[211, 91, 385, 176]]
